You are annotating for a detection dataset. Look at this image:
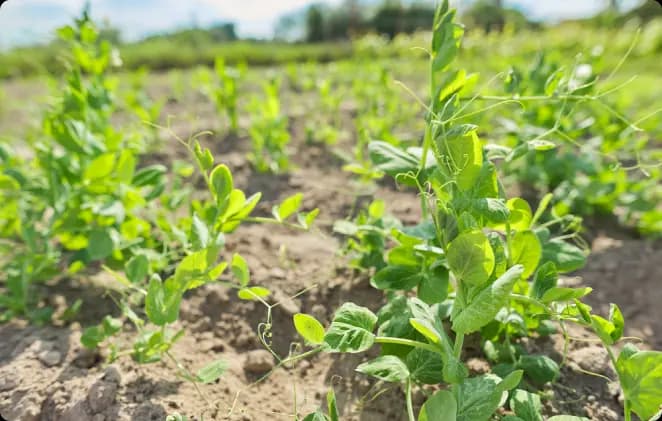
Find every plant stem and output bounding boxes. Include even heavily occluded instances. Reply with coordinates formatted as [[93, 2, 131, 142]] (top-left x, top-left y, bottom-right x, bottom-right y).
[[624, 400, 632, 421], [453, 333, 464, 359], [374, 336, 440, 354], [406, 379, 416, 421]]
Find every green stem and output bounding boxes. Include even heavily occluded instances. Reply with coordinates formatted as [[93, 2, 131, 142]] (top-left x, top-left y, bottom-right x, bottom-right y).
[[406, 379, 416, 421], [453, 333, 464, 359], [375, 336, 441, 354], [624, 400, 632, 421]]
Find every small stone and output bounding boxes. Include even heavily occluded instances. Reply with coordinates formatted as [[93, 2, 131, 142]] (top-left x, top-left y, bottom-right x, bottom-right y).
[[270, 267, 286, 280], [569, 347, 612, 375], [466, 358, 490, 375], [87, 367, 121, 413], [243, 350, 274, 374], [92, 414, 106, 421], [74, 348, 101, 368], [38, 349, 63, 367]]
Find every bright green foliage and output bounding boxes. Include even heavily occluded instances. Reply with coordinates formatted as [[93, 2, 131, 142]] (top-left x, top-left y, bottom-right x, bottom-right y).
[[193, 58, 244, 133], [0, 14, 165, 322], [418, 390, 456, 421], [123, 67, 165, 145], [333, 199, 400, 271], [195, 359, 228, 384], [495, 52, 662, 236], [74, 136, 316, 370], [509, 389, 543, 421], [295, 2, 662, 420], [248, 77, 291, 173], [324, 303, 377, 353], [294, 313, 326, 345], [616, 346, 662, 420], [446, 231, 495, 286]]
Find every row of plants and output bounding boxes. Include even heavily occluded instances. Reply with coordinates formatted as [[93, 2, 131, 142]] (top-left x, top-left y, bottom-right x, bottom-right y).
[[295, 2, 662, 420], [0, 13, 318, 386], [1, 4, 661, 421]]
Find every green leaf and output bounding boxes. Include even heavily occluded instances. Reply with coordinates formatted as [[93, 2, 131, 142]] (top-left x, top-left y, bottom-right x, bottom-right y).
[[195, 359, 228, 383], [191, 214, 210, 249], [616, 350, 662, 420], [541, 239, 586, 273], [301, 208, 319, 228], [418, 390, 457, 421], [145, 276, 182, 326], [87, 230, 114, 260], [447, 231, 495, 286], [302, 412, 328, 421], [530, 262, 558, 300], [81, 326, 105, 349], [510, 231, 542, 279], [441, 130, 483, 191], [373, 265, 423, 291], [324, 303, 377, 353], [517, 355, 559, 384], [125, 254, 149, 284], [494, 198, 532, 232], [327, 389, 339, 421], [406, 348, 444, 384], [590, 314, 617, 346], [496, 369, 524, 392], [237, 286, 270, 300], [418, 265, 449, 305], [455, 374, 506, 421], [356, 356, 410, 383], [452, 265, 524, 334], [294, 313, 325, 345], [369, 141, 420, 177], [84, 153, 116, 181], [231, 253, 250, 287], [194, 141, 214, 170], [116, 150, 136, 183], [209, 164, 233, 205], [531, 193, 553, 226], [273, 193, 303, 221], [174, 247, 219, 290], [609, 303, 624, 343], [510, 389, 543, 421], [541, 287, 592, 304], [132, 164, 166, 187]]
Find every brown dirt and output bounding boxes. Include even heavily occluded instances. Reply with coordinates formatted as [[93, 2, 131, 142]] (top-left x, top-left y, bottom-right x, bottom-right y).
[[1, 71, 661, 421]]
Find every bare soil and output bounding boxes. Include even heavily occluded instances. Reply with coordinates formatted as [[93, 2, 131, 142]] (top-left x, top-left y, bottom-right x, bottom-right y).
[[1, 73, 661, 421]]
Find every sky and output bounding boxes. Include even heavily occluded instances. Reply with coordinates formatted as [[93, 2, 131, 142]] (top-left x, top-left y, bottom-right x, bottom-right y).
[[0, 0, 642, 49]]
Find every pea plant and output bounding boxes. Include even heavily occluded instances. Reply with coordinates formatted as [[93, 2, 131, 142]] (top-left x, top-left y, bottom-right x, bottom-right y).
[[292, 3, 662, 420], [248, 77, 291, 173], [194, 58, 244, 134], [305, 78, 344, 146], [123, 67, 165, 146], [333, 199, 400, 272], [489, 51, 662, 236], [81, 135, 319, 383], [0, 14, 166, 323]]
